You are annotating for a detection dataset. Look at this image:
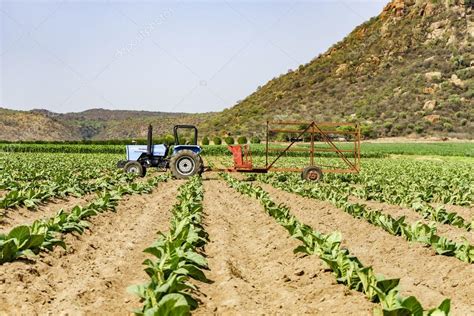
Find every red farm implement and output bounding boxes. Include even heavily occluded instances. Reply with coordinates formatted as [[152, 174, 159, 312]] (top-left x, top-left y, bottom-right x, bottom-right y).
[[214, 121, 361, 181]]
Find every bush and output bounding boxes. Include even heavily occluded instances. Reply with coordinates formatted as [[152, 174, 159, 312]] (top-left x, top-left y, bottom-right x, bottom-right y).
[[164, 134, 175, 145], [212, 137, 222, 145], [250, 136, 261, 144], [443, 122, 453, 131], [415, 125, 424, 134], [360, 125, 376, 139], [237, 136, 248, 144], [178, 137, 187, 145], [224, 136, 235, 145], [201, 136, 210, 145], [383, 122, 393, 132]]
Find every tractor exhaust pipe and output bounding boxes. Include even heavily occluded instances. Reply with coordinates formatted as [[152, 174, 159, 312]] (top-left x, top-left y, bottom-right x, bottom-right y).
[[147, 124, 152, 156]]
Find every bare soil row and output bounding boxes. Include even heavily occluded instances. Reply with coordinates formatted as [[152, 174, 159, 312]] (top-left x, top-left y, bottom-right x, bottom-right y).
[[0, 181, 180, 315], [0, 176, 472, 315], [260, 183, 474, 315], [194, 178, 374, 314]]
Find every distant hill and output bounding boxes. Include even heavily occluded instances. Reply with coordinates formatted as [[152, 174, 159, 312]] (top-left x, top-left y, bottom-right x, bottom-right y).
[[0, 108, 211, 141], [201, 0, 474, 139], [0, 108, 78, 141], [1, 0, 473, 141]]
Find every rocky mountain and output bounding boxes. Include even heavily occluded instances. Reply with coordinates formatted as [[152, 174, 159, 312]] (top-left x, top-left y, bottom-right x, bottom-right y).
[[1, 0, 473, 141], [201, 0, 474, 139]]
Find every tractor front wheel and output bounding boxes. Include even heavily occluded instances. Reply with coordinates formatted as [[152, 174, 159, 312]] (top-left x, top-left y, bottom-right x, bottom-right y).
[[301, 166, 323, 181], [170, 150, 202, 179], [124, 161, 146, 177]]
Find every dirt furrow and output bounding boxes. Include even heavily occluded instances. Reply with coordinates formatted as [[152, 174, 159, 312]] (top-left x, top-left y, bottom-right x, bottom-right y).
[[261, 183, 474, 315], [194, 179, 374, 315], [0, 181, 180, 315], [0, 194, 96, 233], [349, 196, 474, 244]]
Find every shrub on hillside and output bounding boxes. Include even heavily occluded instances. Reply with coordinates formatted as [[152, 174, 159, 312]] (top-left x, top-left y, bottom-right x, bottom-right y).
[[212, 137, 222, 145], [178, 137, 187, 145], [164, 134, 175, 145], [201, 136, 210, 145], [250, 136, 261, 144], [224, 136, 235, 145], [237, 136, 247, 144]]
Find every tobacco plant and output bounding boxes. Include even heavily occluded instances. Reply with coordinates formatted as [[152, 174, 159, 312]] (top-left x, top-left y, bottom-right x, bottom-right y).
[[222, 173, 451, 316], [130, 176, 208, 315], [260, 173, 474, 264], [0, 175, 167, 263]]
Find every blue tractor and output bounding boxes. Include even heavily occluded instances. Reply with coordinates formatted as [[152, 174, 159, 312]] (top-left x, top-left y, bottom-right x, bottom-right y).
[[117, 125, 203, 179]]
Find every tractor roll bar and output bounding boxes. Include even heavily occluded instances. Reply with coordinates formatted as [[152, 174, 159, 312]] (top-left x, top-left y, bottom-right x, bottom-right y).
[[173, 125, 198, 145]]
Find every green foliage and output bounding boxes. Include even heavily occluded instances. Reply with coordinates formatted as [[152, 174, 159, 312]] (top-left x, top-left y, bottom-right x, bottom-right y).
[[0, 170, 168, 263], [130, 176, 207, 315], [224, 136, 235, 145], [212, 137, 222, 145], [260, 171, 473, 263], [1, 142, 472, 158], [221, 173, 451, 315], [237, 136, 248, 144], [250, 136, 261, 144], [201, 136, 210, 145]]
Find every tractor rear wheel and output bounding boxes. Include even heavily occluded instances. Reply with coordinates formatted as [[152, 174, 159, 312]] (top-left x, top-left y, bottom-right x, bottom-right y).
[[124, 161, 146, 177], [198, 156, 204, 175], [170, 150, 202, 179], [301, 166, 323, 181]]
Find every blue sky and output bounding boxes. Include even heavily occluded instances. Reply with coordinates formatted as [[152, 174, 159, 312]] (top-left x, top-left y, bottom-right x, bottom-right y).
[[0, 0, 386, 114]]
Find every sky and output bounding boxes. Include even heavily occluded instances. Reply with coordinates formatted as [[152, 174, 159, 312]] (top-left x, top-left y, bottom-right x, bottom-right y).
[[0, 0, 386, 114]]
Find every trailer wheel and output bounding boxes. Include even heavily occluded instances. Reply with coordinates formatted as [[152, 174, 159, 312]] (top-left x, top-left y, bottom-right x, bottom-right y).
[[301, 166, 323, 181], [170, 150, 202, 179], [124, 161, 145, 177]]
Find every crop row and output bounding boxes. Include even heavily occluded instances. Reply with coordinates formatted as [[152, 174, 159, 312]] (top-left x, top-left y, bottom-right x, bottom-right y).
[[130, 176, 208, 315], [2, 142, 473, 157], [221, 173, 450, 316], [0, 175, 167, 264], [0, 153, 126, 210], [259, 173, 473, 264], [0, 153, 119, 182], [0, 171, 136, 210], [310, 179, 471, 232], [329, 159, 473, 207]]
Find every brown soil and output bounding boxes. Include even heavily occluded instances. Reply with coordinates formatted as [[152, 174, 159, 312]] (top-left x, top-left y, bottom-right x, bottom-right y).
[[0, 194, 96, 234], [194, 178, 374, 315], [260, 183, 474, 315], [0, 181, 180, 315], [349, 196, 474, 245]]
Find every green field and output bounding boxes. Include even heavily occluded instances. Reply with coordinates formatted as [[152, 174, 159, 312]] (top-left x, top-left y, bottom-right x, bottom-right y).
[[0, 141, 473, 157]]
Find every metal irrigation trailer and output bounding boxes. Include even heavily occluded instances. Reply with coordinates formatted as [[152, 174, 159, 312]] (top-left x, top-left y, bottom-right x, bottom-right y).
[[212, 120, 361, 181]]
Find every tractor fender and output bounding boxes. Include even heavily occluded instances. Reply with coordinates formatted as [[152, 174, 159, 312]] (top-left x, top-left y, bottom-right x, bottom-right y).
[[173, 145, 202, 155]]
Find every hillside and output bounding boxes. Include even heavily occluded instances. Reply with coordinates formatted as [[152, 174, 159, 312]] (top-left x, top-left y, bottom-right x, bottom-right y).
[[202, 0, 474, 139], [31, 108, 211, 140], [0, 108, 211, 141], [0, 108, 78, 141], [1, 0, 473, 141]]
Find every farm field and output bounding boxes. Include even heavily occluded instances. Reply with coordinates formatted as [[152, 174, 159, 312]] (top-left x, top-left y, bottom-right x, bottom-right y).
[[0, 149, 472, 315]]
